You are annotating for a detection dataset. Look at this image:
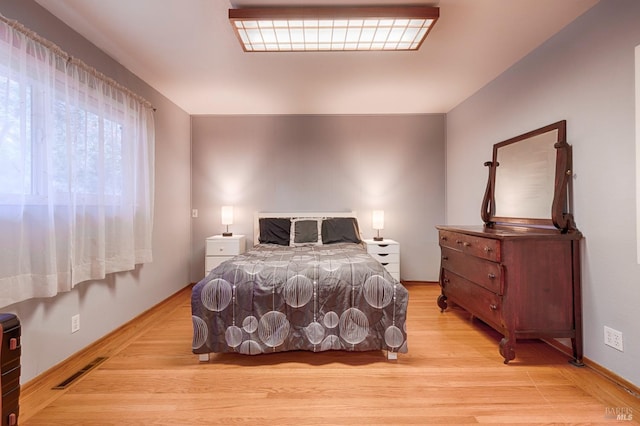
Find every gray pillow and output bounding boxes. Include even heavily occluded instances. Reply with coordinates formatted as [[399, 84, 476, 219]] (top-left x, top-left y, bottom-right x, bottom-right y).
[[322, 217, 361, 244], [291, 219, 321, 246], [259, 218, 291, 245]]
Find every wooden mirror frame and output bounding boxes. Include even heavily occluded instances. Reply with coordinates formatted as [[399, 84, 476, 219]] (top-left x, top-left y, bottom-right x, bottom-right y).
[[481, 120, 577, 232]]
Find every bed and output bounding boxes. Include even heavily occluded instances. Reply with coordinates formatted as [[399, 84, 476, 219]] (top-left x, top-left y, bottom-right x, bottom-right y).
[[191, 212, 409, 361]]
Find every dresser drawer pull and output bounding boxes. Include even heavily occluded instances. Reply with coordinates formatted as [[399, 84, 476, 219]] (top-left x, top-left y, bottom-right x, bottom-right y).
[[463, 242, 471, 247], [456, 239, 463, 245], [443, 278, 450, 284], [484, 246, 492, 253], [378, 253, 389, 257], [489, 304, 498, 311], [440, 235, 448, 241], [442, 256, 448, 261], [488, 273, 496, 279], [381, 262, 389, 266]]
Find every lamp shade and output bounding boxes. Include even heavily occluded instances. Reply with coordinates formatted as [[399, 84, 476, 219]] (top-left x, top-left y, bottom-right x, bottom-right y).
[[221, 206, 234, 225], [372, 210, 385, 230]]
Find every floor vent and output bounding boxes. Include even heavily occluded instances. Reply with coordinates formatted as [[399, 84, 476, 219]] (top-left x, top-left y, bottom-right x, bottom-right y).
[[52, 356, 108, 390]]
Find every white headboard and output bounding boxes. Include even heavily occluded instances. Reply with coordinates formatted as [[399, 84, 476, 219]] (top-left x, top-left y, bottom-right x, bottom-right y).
[[253, 211, 357, 246]]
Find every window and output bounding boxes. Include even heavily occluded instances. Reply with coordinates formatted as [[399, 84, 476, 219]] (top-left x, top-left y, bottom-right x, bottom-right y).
[[0, 18, 154, 306], [0, 78, 126, 201], [0, 75, 31, 196]]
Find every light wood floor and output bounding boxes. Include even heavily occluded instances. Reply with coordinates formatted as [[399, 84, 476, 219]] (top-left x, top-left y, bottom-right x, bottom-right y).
[[20, 282, 639, 425]]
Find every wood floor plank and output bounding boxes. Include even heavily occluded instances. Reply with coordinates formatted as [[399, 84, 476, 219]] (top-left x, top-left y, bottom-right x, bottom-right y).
[[20, 282, 640, 425]]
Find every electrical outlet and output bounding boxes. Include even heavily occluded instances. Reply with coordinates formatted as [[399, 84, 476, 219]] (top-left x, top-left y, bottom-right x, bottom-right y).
[[71, 314, 80, 333], [192, 209, 198, 218], [604, 326, 623, 351]]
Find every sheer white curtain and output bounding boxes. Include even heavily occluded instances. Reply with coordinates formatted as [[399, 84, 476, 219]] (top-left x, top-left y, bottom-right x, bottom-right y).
[[0, 17, 155, 307]]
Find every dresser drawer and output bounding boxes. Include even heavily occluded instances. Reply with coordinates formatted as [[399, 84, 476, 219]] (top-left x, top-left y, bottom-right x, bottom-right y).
[[1, 364, 20, 397], [379, 262, 399, 281], [0, 314, 20, 373], [206, 238, 243, 256], [438, 230, 500, 262], [440, 247, 503, 294], [379, 261, 399, 273], [441, 270, 503, 330], [1, 385, 18, 426], [368, 252, 399, 265], [366, 242, 400, 254]]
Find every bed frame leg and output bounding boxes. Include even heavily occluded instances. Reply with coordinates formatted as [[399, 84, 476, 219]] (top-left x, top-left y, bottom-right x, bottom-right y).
[[387, 351, 398, 360], [198, 353, 210, 362]]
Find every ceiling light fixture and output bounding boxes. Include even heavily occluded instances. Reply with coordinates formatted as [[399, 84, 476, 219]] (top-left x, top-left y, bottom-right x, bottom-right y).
[[229, 6, 439, 52]]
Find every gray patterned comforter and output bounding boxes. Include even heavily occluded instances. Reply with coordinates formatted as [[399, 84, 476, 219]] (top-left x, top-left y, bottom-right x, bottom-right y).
[[191, 242, 408, 356]]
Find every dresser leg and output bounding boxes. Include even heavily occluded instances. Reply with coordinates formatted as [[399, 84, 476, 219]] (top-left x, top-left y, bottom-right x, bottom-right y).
[[569, 337, 585, 367], [569, 358, 584, 367], [499, 337, 516, 364], [437, 294, 448, 312]]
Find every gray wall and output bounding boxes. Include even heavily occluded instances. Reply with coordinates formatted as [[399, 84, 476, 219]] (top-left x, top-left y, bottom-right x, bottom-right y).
[[8, 0, 637, 393], [191, 114, 445, 283], [446, 0, 640, 387], [0, 1, 192, 383]]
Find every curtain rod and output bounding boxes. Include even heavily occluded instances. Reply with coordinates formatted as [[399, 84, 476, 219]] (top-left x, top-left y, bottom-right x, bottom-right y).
[[0, 13, 156, 111]]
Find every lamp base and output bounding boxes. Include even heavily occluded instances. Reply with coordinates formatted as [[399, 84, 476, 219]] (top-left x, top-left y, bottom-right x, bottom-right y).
[[373, 236, 384, 241], [222, 232, 233, 237]]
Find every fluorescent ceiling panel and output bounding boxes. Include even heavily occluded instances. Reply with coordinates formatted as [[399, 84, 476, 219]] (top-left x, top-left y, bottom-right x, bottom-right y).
[[229, 6, 439, 52]]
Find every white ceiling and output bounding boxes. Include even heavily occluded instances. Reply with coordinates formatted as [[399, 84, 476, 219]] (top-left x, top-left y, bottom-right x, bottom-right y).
[[34, 0, 598, 115]]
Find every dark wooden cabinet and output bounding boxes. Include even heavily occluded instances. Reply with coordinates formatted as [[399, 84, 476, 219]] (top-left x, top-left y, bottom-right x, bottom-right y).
[[437, 121, 583, 365], [0, 314, 20, 426], [436, 225, 582, 364]]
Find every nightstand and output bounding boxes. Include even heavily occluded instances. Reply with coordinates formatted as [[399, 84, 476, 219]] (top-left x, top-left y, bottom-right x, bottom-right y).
[[205, 234, 246, 276], [363, 239, 400, 281]]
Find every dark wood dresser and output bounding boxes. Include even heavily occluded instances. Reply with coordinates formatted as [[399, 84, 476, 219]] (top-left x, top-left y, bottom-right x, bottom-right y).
[[437, 120, 583, 365], [0, 314, 20, 426], [436, 225, 582, 364]]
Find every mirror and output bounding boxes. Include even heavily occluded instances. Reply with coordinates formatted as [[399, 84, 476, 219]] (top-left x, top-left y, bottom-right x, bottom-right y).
[[494, 130, 558, 219], [481, 120, 576, 232]]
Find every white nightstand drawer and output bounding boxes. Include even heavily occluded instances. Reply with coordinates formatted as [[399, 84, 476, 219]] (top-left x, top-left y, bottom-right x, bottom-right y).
[[377, 260, 399, 272], [366, 242, 400, 254], [206, 236, 245, 256], [387, 270, 400, 281], [369, 252, 400, 264], [205, 256, 233, 273]]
